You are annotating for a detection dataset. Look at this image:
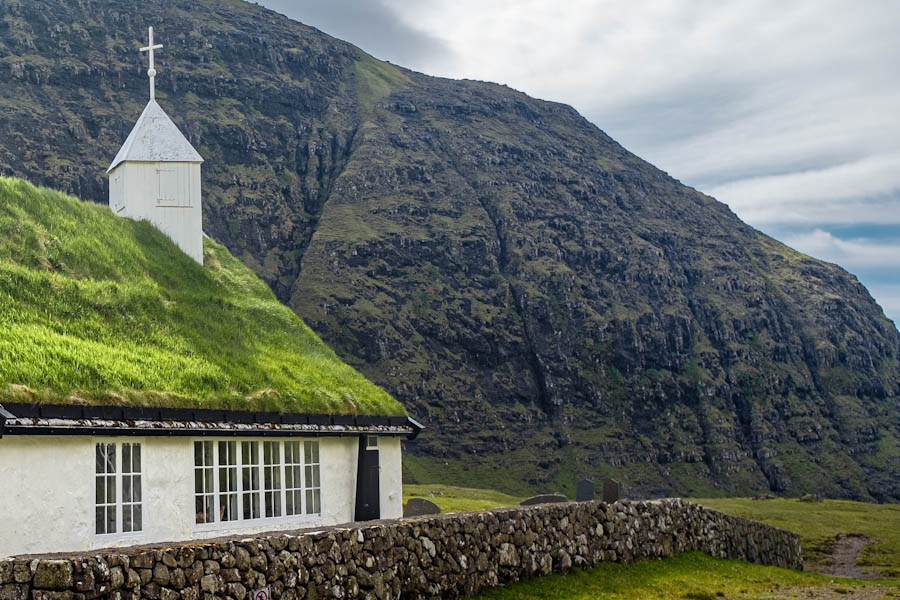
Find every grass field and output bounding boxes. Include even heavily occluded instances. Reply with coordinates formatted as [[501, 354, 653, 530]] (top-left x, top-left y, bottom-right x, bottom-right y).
[[695, 498, 900, 577], [473, 552, 895, 600], [0, 177, 403, 415], [403, 484, 523, 513], [401, 485, 900, 599]]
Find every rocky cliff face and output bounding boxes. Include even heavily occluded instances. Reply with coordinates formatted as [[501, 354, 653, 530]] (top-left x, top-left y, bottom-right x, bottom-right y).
[[0, 0, 897, 500]]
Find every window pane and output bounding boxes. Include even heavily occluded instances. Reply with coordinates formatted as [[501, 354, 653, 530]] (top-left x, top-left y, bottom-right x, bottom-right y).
[[123, 506, 133, 533], [123, 475, 132, 503], [106, 508, 116, 533], [96, 507, 105, 534], [134, 505, 142, 532], [133, 476, 142, 502], [106, 475, 115, 503], [133, 444, 141, 473], [96, 477, 105, 505], [123, 444, 131, 473]]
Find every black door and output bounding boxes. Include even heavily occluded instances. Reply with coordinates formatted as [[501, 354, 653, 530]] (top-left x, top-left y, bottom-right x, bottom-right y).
[[354, 436, 380, 521]]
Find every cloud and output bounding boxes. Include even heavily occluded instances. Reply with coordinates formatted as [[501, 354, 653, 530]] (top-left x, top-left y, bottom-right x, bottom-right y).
[[781, 229, 900, 270], [706, 154, 900, 226], [257, 0, 449, 65]]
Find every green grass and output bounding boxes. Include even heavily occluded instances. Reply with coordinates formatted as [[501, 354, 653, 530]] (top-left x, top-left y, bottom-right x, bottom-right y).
[[0, 177, 404, 415], [471, 552, 891, 600], [404, 484, 523, 513], [696, 498, 900, 577]]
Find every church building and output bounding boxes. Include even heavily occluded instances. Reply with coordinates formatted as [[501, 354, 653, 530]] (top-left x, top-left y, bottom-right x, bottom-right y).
[[107, 27, 204, 264], [0, 28, 421, 559]]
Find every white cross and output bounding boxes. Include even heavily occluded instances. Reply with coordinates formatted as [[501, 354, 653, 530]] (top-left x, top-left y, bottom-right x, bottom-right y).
[[140, 27, 163, 101]]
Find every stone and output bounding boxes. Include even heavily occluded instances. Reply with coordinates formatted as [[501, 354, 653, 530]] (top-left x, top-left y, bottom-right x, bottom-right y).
[[109, 568, 125, 591], [0, 584, 30, 600], [32, 592, 74, 600], [576, 479, 595, 502], [226, 583, 246, 600], [126, 570, 142, 589], [153, 565, 170, 587], [519, 494, 568, 506], [403, 499, 440, 518], [234, 548, 251, 572], [33, 562, 75, 590], [602, 479, 621, 504], [131, 555, 154, 570], [0, 563, 12, 586], [199, 575, 221, 595]]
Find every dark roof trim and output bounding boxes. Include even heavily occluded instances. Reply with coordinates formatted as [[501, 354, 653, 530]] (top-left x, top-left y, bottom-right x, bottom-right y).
[[0, 405, 10, 439], [0, 403, 424, 440]]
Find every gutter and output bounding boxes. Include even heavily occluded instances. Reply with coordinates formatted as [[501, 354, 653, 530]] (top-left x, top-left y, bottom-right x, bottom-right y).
[[405, 415, 425, 440], [0, 402, 424, 440]]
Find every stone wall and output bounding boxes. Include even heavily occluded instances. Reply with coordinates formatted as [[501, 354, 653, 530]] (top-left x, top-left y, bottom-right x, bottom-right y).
[[0, 499, 802, 600]]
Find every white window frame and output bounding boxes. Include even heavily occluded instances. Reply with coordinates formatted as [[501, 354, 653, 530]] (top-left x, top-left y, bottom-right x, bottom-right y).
[[193, 438, 323, 532], [94, 439, 146, 540]]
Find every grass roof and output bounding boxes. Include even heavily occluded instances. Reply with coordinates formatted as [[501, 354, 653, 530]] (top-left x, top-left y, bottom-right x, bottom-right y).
[[0, 177, 405, 416]]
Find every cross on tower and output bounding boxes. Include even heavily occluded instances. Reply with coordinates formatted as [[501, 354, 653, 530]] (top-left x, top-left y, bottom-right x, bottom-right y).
[[140, 27, 163, 101]]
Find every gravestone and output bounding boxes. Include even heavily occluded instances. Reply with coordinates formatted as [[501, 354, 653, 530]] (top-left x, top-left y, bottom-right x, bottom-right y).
[[519, 494, 568, 506], [602, 478, 621, 503], [404, 497, 441, 517], [576, 479, 595, 502]]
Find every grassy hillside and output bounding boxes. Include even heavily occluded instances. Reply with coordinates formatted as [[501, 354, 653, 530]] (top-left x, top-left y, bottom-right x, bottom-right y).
[[0, 177, 404, 415]]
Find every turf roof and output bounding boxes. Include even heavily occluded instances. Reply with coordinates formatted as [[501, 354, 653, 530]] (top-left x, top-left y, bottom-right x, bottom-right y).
[[0, 177, 405, 416]]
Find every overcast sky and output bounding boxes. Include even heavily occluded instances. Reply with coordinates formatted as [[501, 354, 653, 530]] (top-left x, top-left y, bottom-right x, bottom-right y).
[[260, 0, 900, 326]]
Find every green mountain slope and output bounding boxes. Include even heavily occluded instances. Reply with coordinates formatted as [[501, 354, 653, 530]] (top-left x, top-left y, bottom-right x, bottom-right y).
[[0, 0, 897, 499], [0, 177, 403, 416]]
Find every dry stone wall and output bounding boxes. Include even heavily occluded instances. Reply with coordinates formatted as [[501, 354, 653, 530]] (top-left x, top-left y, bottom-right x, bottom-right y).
[[0, 499, 802, 600]]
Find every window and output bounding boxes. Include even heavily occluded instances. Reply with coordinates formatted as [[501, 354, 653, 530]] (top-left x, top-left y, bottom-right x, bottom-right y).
[[263, 442, 282, 518], [193, 439, 322, 526], [95, 443, 116, 535], [241, 442, 261, 520], [284, 441, 303, 516], [194, 441, 215, 524], [366, 436, 378, 449], [304, 441, 321, 515], [218, 441, 238, 521], [122, 443, 142, 533], [95, 442, 143, 535]]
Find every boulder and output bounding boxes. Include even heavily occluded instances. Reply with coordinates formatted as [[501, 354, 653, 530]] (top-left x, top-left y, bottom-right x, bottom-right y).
[[404, 498, 441, 517]]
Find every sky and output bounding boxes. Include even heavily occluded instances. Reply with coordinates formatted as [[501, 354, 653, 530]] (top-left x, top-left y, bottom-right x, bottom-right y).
[[259, 0, 900, 326]]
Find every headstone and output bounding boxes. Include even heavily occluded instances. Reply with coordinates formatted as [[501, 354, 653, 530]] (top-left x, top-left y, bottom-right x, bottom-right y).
[[404, 497, 441, 517], [602, 478, 621, 503], [519, 494, 568, 506], [576, 479, 595, 502]]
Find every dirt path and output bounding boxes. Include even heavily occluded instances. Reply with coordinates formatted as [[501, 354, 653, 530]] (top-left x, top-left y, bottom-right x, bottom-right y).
[[820, 534, 874, 579]]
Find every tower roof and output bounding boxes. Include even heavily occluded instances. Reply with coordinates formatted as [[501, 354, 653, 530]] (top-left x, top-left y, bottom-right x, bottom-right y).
[[107, 100, 203, 173]]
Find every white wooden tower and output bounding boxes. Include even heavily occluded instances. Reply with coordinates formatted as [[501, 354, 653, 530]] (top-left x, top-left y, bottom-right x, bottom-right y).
[[108, 27, 204, 264]]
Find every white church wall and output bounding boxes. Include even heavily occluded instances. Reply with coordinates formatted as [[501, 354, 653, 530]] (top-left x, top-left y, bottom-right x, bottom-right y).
[[379, 436, 403, 519], [0, 434, 400, 558], [110, 161, 203, 264]]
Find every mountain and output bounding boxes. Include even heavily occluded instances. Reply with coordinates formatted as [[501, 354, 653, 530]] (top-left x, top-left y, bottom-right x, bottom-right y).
[[0, 177, 402, 416], [0, 0, 897, 500]]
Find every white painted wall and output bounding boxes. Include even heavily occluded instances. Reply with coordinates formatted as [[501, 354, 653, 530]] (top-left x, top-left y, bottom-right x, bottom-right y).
[[0, 435, 402, 558], [108, 161, 203, 264], [378, 436, 403, 519]]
